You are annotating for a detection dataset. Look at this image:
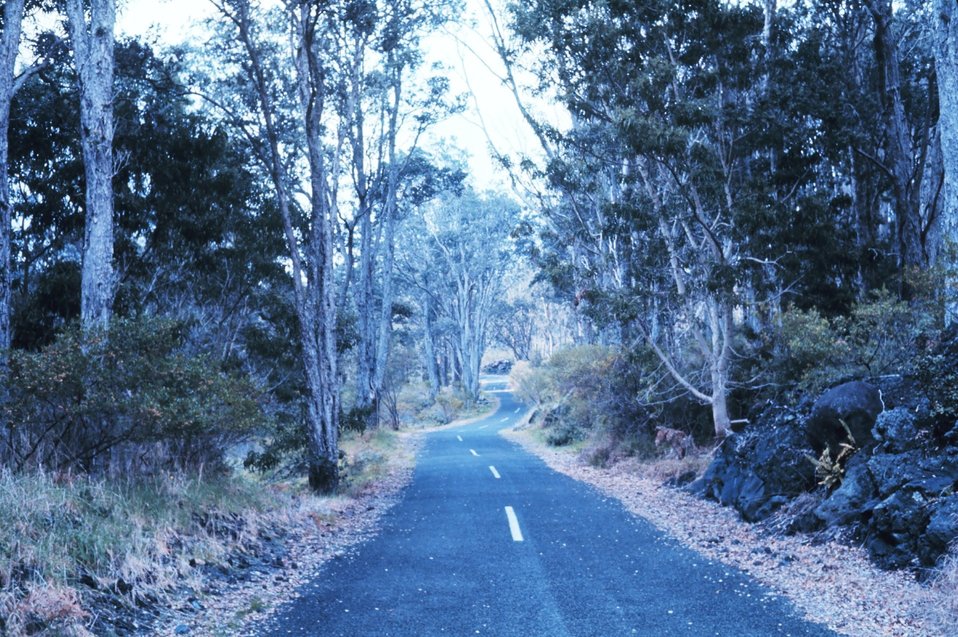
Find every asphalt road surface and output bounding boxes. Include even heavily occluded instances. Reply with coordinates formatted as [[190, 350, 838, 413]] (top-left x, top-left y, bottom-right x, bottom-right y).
[[254, 379, 836, 637]]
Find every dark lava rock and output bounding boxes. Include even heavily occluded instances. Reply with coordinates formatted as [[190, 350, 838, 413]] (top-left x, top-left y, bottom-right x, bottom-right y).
[[696, 409, 816, 522], [867, 488, 931, 570], [805, 381, 883, 455], [815, 454, 878, 526], [872, 408, 920, 453], [920, 496, 958, 566]]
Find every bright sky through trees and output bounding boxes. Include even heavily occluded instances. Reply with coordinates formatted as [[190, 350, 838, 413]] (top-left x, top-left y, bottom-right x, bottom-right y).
[[114, 0, 558, 190]]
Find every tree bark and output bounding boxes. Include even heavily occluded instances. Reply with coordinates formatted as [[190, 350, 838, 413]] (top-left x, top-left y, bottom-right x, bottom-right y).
[[371, 59, 404, 412], [937, 0, 958, 322], [66, 0, 115, 331], [421, 292, 440, 401], [293, 1, 340, 492], [218, 0, 340, 492], [866, 0, 925, 270], [0, 0, 26, 354]]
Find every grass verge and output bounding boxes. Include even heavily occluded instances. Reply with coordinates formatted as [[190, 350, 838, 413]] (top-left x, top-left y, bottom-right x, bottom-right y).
[[0, 428, 414, 637]]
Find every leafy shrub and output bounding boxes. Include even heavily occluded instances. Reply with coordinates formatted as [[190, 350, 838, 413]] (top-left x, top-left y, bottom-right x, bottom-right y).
[[518, 345, 704, 459], [509, 360, 551, 406], [915, 325, 958, 439], [774, 290, 932, 394], [1, 318, 266, 476], [433, 388, 465, 424]]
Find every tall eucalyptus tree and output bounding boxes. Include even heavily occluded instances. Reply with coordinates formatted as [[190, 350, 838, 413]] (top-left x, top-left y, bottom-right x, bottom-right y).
[[0, 0, 28, 354], [209, 0, 342, 491], [64, 0, 115, 330]]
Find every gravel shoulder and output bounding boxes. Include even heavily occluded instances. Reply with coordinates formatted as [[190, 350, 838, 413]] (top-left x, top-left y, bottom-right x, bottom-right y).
[[502, 427, 945, 637]]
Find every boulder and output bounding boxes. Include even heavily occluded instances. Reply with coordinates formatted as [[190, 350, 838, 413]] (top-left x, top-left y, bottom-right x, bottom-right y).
[[805, 381, 883, 456], [814, 454, 878, 526], [697, 410, 816, 522], [872, 408, 920, 453], [919, 496, 958, 566], [867, 489, 931, 569]]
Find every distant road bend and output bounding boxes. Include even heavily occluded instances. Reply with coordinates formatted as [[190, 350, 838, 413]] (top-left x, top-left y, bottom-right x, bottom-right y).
[[255, 376, 835, 637]]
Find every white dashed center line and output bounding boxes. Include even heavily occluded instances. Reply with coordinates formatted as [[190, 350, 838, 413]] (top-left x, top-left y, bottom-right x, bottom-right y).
[[514, 407, 520, 413], [470, 449, 479, 456], [457, 435, 463, 442], [504, 506, 524, 542], [499, 417, 509, 423], [489, 466, 501, 479], [478, 425, 488, 430]]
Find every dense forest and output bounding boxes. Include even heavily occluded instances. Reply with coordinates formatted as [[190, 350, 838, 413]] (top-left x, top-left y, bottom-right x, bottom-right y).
[[1, 0, 958, 631]]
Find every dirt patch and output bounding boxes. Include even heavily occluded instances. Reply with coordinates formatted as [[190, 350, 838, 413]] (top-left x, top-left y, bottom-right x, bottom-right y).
[[503, 427, 948, 637]]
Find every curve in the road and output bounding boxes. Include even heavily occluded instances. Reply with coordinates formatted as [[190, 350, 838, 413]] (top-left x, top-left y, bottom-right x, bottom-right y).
[[253, 381, 836, 637]]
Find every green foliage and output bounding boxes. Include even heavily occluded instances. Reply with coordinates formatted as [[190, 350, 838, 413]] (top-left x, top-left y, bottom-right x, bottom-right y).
[[519, 345, 706, 458], [915, 327, 958, 438], [774, 290, 932, 395], [2, 318, 266, 475]]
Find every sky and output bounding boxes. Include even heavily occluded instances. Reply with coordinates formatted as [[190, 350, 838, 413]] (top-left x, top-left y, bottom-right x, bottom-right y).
[[112, 0, 559, 192]]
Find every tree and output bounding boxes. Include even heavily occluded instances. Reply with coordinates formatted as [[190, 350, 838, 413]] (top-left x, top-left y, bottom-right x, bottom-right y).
[[0, 0, 27, 354], [422, 189, 519, 402], [64, 0, 115, 331], [208, 0, 342, 492], [864, 0, 939, 272], [346, 0, 460, 427], [937, 0, 958, 322]]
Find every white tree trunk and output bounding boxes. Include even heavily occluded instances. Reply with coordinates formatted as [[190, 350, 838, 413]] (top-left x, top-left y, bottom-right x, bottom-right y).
[[66, 0, 115, 331], [937, 0, 958, 323], [0, 0, 25, 354]]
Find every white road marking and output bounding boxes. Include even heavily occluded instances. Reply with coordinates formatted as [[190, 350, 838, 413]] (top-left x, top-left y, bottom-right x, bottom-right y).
[[504, 506, 524, 542], [499, 417, 509, 422], [478, 425, 488, 430], [457, 435, 463, 442], [489, 466, 501, 479], [470, 449, 479, 456]]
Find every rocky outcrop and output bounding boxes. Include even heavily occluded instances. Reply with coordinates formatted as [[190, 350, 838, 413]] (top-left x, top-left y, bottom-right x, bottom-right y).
[[804, 381, 883, 455], [693, 407, 816, 522], [697, 376, 958, 572], [814, 447, 958, 569]]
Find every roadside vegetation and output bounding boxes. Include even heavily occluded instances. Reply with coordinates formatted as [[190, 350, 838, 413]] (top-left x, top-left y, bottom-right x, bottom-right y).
[[510, 286, 958, 631], [0, 315, 490, 635]]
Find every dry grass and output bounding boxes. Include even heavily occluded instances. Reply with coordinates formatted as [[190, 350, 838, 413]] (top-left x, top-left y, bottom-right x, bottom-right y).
[[0, 427, 414, 636], [928, 546, 958, 633], [626, 449, 714, 484]]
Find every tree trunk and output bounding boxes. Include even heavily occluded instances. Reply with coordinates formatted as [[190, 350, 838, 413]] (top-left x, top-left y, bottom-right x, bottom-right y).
[[66, 0, 115, 331], [222, 0, 340, 492], [866, 0, 925, 270], [370, 60, 404, 417], [937, 0, 958, 322], [421, 293, 440, 401], [295, 3, 340, 492], [355, 211, 376, 417], [0, 0, 25, 355]]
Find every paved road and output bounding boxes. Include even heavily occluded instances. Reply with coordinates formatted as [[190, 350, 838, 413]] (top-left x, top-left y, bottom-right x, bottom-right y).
[[254, 382, 835, 636]]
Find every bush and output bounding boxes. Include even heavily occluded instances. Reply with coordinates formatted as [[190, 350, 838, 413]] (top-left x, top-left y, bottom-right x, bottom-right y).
[[915, 325, 958, 439], [519, 345, 703, 460], [774, 290, 932, 395], [509, 360, 551, 406], [1, 318, 266, 476]]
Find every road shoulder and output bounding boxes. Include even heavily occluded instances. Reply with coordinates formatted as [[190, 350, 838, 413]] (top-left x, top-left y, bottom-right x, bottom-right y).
[[501, 426, 941, 637]]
